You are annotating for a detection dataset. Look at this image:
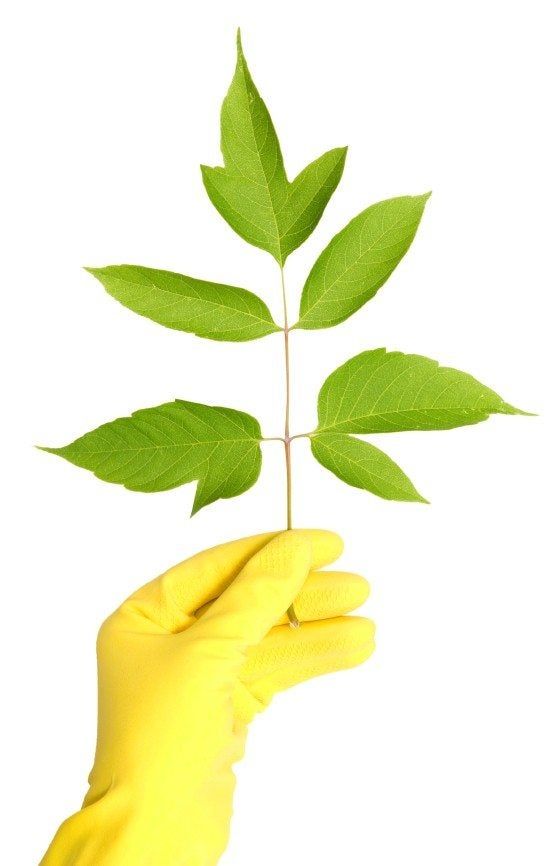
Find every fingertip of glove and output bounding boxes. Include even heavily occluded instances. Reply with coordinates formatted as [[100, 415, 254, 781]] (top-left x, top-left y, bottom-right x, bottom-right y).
[[284, 529, 343, 568], [344, 638, 377, 670], [335, 614, 376, 642], [326, 615, 377, 657], [358, 616, 377, 647], [340, 571, 371, 606], [339, 617, 377, 666]]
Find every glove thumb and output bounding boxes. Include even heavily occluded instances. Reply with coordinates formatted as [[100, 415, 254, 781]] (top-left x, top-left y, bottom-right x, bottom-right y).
[[190, 530, 315, 652]]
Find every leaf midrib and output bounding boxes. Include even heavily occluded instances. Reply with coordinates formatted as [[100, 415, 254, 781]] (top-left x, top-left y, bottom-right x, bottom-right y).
[[317, 404, 497, 432], [63, 438, 259, 456], [106, 274, 278, 330]]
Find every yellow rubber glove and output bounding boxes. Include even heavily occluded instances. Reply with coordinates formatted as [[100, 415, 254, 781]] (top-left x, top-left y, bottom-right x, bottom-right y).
[[41, 529, 375, 866]]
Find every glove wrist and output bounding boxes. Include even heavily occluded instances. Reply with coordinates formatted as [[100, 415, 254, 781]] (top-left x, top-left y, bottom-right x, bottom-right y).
[[41, 783, 207, 866]]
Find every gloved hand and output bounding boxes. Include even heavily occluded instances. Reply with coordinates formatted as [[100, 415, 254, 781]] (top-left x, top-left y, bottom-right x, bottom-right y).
[[41, 529, 375, 866]]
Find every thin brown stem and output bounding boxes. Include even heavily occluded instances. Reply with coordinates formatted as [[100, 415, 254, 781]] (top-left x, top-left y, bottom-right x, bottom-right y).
[[280, 265, 299, 629], [284, 437, 293, 530]]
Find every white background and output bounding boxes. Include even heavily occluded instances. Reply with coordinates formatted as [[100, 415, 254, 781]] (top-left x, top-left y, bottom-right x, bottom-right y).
[[1, 1, 553, 863]]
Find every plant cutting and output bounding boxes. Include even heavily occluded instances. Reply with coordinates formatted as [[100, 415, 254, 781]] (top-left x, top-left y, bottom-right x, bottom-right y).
[[41, 30, 529, 627]]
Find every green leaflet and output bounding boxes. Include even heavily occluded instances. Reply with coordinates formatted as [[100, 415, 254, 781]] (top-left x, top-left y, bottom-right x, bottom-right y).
[[296, 194, 430, 330], [311, 433, 427, 503], [86, 265, 279, 342], [40, 400, 262, 515], [201, 31, 346, 264], [317, 349, 527, 434]]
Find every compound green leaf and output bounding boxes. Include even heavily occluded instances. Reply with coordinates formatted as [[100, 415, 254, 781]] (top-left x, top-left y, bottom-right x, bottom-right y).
[[317, 349, 527, 434], [297, 193, 430, 329], [311, 433, 427, 503], [40, 400, 262, 515], [201, 31, 346, 263], [86, 265, 279, 342]]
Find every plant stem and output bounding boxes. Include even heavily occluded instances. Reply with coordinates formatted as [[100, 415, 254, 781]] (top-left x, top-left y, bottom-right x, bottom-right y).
[[280, 265, 299, 629]]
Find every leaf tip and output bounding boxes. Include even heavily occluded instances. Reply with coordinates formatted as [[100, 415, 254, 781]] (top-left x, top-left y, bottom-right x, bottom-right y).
[[84, 266, 109, 283], [501, 402, 536, 418], [36, 444, 60, 456], [236, 27, 245, 59], [407, 483, 430, 505], [190, 492, 205, 517], [335, 146, 349, 169]]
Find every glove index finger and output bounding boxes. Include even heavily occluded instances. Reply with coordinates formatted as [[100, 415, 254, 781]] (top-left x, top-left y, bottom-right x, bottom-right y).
[[121, 531, 279, 632], [191, 530, 342, 651]]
